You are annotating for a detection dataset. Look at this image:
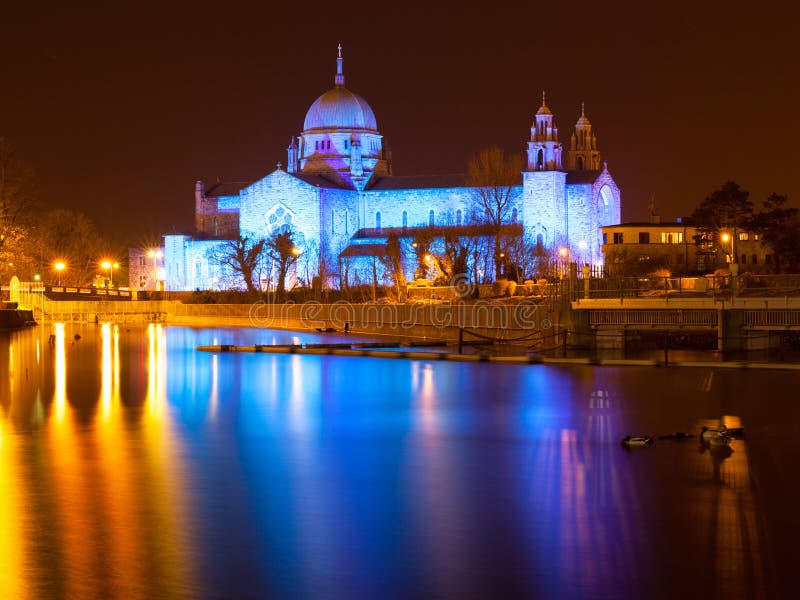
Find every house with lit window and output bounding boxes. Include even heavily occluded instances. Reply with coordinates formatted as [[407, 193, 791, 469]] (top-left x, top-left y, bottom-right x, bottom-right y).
[[600, 218, 774, 275]]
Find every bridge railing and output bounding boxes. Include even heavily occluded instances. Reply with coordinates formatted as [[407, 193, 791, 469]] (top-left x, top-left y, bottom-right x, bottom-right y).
[[575, 274, 800, 300]]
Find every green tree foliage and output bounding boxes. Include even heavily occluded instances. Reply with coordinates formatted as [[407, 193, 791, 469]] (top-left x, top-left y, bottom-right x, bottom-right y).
[[466, 147, 523, 280], [753, 193, 799, 273], [691, 182, 754, 264]]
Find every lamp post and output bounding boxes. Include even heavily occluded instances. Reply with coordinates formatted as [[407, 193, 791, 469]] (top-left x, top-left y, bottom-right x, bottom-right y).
[[101, 261, 118, 288], [147, 250, 162, 291], [54, 262, 65, 286]]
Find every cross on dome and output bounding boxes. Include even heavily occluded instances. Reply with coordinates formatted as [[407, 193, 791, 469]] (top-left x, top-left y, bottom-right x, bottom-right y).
[[335, 43, 345, 86]]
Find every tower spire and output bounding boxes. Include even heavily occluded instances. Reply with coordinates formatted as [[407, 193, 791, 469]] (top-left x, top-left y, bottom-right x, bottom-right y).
[[335, 43, 345, 86]]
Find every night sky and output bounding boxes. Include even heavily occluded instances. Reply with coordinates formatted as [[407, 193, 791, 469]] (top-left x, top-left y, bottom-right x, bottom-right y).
[[2, 1, 797, 246]]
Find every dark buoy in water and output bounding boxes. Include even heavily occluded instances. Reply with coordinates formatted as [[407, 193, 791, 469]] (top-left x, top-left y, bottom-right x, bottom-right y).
[[621, 435, 654, 448], [74, 333, 81, 341]]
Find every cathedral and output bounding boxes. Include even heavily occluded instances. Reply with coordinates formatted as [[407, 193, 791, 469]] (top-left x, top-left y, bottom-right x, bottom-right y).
[[155, 47, 621, 292]]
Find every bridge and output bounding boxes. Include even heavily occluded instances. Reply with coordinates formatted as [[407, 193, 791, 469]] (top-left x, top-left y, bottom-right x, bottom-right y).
[[570, 273, 800, 352]]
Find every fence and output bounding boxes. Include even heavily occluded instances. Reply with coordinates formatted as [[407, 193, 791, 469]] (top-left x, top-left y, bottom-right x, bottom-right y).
[[574, 273, 800, 301]]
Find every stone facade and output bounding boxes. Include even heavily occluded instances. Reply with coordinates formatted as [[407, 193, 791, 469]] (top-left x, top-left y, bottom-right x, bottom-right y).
[[160, 49, 622, 291]]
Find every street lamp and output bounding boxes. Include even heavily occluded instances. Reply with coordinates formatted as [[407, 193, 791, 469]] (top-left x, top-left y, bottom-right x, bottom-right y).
[[54, 261, 65, 286], [720, 232, 736, 264], [101, 261, 119, 288], [147, 249, 162, 291]]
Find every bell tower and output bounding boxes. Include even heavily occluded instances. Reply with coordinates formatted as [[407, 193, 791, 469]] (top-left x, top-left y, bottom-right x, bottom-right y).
[[566, 103, 601, 171], [526, 92, 563, 171]]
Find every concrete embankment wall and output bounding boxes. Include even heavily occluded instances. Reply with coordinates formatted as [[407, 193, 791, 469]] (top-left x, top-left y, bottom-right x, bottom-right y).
[[169, 301, 559, 342], [37, 299, 560, 342]]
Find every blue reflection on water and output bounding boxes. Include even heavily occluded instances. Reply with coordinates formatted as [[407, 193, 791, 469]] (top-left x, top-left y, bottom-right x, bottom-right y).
[[1, 324, 785, 598]]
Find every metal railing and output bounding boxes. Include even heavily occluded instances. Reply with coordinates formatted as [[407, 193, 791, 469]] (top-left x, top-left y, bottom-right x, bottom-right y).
[[575, 274, 800, 300]]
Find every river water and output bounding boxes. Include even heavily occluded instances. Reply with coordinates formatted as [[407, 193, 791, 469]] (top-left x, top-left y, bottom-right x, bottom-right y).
[[1, 323, 798, 599]]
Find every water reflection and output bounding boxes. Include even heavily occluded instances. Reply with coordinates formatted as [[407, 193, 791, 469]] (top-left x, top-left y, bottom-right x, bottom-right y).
[[0, 324, 794, 597]]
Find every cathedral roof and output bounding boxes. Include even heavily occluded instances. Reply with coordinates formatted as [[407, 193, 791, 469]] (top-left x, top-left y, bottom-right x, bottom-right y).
[[204, 181, 250, 197], [368, 174, 468, 190], [290, 172, 350, 189], [302, 45, 378, 132]]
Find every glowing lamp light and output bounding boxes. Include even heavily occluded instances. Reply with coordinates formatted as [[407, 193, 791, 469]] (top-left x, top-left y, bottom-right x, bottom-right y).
[[291, 247, 302, 256], [720, 232, 731, 243], [54, 261, 66, 286], [578, 240, 588, 251], [34, 273, 41, 281], [558, 246, 569, 258]]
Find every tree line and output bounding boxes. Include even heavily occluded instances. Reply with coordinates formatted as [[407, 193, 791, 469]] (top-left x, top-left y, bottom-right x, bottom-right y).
[[0, 138, 122, 286]]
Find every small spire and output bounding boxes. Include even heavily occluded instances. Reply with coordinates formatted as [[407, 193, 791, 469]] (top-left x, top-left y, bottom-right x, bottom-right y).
[[542, 90, 547, 107], [335, 43, 345, 86], [581, 101, 585, 116], [277, 161, 283, 170]]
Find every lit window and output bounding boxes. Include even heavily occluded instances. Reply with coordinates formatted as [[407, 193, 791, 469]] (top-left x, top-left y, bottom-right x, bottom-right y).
[[376, 211, 381, 230], [739, 232, 749, 241], [429, 210, 434, 226], [402, 211, 408, 229]]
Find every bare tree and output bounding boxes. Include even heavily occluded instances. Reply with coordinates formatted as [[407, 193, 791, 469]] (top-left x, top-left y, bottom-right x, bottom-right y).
[[466, 147, 523, 280], [214, 234, 266, 293], [265, 230, 299, 299], [28, 209, 106, 285], [0, 138, 38, 272], [378, 231, 407, 300]]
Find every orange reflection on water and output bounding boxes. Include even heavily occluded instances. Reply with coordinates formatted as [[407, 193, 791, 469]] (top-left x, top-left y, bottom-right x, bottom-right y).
[[21, 323, 195, 597], [54, 323, 67, 422], [0, 407, 24, 598]]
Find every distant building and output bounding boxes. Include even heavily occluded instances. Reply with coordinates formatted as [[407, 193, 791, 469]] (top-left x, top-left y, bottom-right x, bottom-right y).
[[160, 47, 622, 291], [600, 218, 774, 274], [128, 247, 165, 291]]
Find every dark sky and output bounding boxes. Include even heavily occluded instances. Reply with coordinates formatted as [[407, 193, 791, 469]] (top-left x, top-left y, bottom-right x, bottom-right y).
[[2, 1, 798, 246]]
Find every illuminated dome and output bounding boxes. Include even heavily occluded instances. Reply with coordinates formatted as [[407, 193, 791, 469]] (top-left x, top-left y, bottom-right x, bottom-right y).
[[302, 45, 378, 132], [303, 86, 378, 131]]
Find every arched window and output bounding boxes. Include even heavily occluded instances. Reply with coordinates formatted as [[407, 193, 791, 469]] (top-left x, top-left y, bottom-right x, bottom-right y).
[[345, 210, 349, 235], [402, 211, 408, 229], [577, 156, 584, 171], [315, 140, 319, 151], [456, 209, 462, 226], [511, 208, 518, 223], [376, 211, 381, 231], [331, 209, 335, 234], [345, 139, 349, 150], [326, 140, 331, 150], [536, 233, 544, 253], [537, 149, 544, 170], [429, 210, 434, 226]]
